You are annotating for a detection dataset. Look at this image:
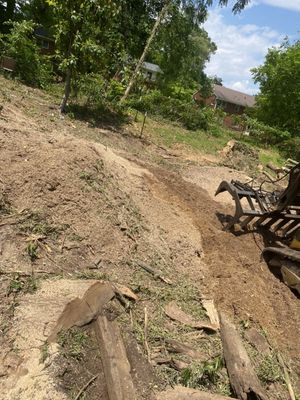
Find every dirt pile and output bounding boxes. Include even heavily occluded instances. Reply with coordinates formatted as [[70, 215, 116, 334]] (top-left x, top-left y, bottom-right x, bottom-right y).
[[1, 76, 300, 399]]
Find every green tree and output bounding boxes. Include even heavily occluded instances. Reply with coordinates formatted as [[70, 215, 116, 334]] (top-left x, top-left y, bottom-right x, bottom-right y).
[[150, 3, 216, 88], [46, 0, 120, 112], [252, 40, 300, 135], [1, 20, 52, 87], [121, 0, 250, 100]]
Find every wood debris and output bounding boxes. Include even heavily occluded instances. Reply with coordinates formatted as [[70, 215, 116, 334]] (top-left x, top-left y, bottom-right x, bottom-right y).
[[219, 313, 268, 400], [94, 315, 137, 400], [202, 299, 220, 329], [165, 338, 205, 361], [157, 385, 235, 400], [137, 261, 172, 285], [165, 301, 218, 332]]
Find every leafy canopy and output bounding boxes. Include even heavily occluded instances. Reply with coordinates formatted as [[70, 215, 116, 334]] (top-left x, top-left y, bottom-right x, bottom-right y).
[[252, 39, 300, 135]]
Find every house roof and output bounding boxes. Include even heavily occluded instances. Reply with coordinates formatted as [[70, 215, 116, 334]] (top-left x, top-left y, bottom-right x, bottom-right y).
[[142, 62, 163, 74], [213, 84, 255, 108]]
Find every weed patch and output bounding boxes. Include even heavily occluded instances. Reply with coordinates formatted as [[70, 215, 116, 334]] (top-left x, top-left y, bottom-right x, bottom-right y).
[[257, 353, 283, 384], [7, 274, 38, 295], [19, 212, 62, 239], [58, 327, 88, 361]]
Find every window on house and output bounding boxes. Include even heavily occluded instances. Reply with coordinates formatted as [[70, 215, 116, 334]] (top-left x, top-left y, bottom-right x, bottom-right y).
[[235, 104, 241, 113], [41, 40, 50, 49], [147, 71, 153, 80]]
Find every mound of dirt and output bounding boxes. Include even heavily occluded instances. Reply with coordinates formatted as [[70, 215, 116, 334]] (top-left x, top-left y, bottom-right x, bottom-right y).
[[1, 76, 300, 399]]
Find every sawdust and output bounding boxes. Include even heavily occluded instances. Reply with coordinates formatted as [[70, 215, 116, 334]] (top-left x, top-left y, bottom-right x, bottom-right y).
[[1, 279, 93, 400]]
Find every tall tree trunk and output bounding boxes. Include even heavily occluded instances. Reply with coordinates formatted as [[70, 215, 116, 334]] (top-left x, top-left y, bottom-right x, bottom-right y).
[[60, 35, 74, 113], [60, 68, 71, 113], [120, 0, 170, 102]]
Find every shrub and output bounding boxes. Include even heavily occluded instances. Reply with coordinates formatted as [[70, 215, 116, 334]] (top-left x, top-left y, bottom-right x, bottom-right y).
[[245, 116, 291, 146], [281, 137, 300, 161], [127, 90, 209, 130], [1, 21, 52, 88], [75, 73, 106, 104]]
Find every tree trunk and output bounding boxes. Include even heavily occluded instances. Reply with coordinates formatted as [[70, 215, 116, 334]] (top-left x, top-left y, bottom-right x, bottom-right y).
[[219, 313, 268, 400], [60, 68, 71, 113], [120, 0, 170, 102]]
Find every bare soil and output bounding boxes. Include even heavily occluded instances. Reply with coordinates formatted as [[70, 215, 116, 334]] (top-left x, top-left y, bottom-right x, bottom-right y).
[[0, 76, 299, 399]]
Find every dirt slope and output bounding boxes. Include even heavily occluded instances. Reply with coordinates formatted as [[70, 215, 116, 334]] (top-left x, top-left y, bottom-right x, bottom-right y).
[[0, 77, 299, 399]]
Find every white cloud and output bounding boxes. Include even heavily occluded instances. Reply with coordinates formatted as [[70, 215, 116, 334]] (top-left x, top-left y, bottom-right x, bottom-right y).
[[261, 0, 300, 12], [204, 9, 283, 94]]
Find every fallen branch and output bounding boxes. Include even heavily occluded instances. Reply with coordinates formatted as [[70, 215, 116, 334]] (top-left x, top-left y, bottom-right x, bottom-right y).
[[144, 306, 151, 362], [74, 374, 98, 400], [277, 353, 295, 400], [219, 312, 268, 400], [137, 261, 172, 285]]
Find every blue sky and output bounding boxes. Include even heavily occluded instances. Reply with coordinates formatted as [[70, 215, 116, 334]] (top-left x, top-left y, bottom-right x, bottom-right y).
[[204, 0, 300, 94]]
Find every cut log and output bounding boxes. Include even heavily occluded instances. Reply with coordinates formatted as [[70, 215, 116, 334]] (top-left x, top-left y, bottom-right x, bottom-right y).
[[94, 315, 137, 400], [165, 301, 218, 332], [219, 313, 268, 400], [157, 385, 235, 400]]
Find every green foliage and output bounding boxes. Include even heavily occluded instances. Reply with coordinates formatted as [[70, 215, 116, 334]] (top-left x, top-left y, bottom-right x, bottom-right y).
[[27, 241, 39, 261], [58, 328, 88, 360], [128, 90, 209, 130], [257, 353, 283, 384], [280, 137, 300, 161], [149, 3, 216, 88], [245, 116, 291, 146], [181, 356, 224, 388], [7, 274, 38, 295], [252, 39, 300, 135], [1, 20, 52, 87]]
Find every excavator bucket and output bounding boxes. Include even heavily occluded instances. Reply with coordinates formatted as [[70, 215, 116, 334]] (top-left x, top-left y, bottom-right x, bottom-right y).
[[215, 163, 300, 238]]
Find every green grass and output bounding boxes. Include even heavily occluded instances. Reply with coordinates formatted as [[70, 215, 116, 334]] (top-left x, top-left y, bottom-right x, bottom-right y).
[[142, 116, 233, 155], [136, 114, 285, 168], [259, 149, 285, 167], [58, 328, 88, 361]]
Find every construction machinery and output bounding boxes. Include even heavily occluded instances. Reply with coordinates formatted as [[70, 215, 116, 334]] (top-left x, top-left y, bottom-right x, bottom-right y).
[[215, 161, 300, 294]]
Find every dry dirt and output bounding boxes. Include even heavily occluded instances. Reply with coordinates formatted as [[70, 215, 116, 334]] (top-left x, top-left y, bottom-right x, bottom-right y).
[[0, 76, 299, 399]]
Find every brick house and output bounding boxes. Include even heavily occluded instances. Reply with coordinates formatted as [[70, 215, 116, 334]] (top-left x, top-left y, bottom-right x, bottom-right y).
[[193, 84, 255, 115], [34, 27, 55, 55]]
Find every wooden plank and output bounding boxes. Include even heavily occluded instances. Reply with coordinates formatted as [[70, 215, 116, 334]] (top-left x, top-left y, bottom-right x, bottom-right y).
[[157, 386, 235, 400], [94, 315, 137, 400], [219, 313, 268, 400]]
